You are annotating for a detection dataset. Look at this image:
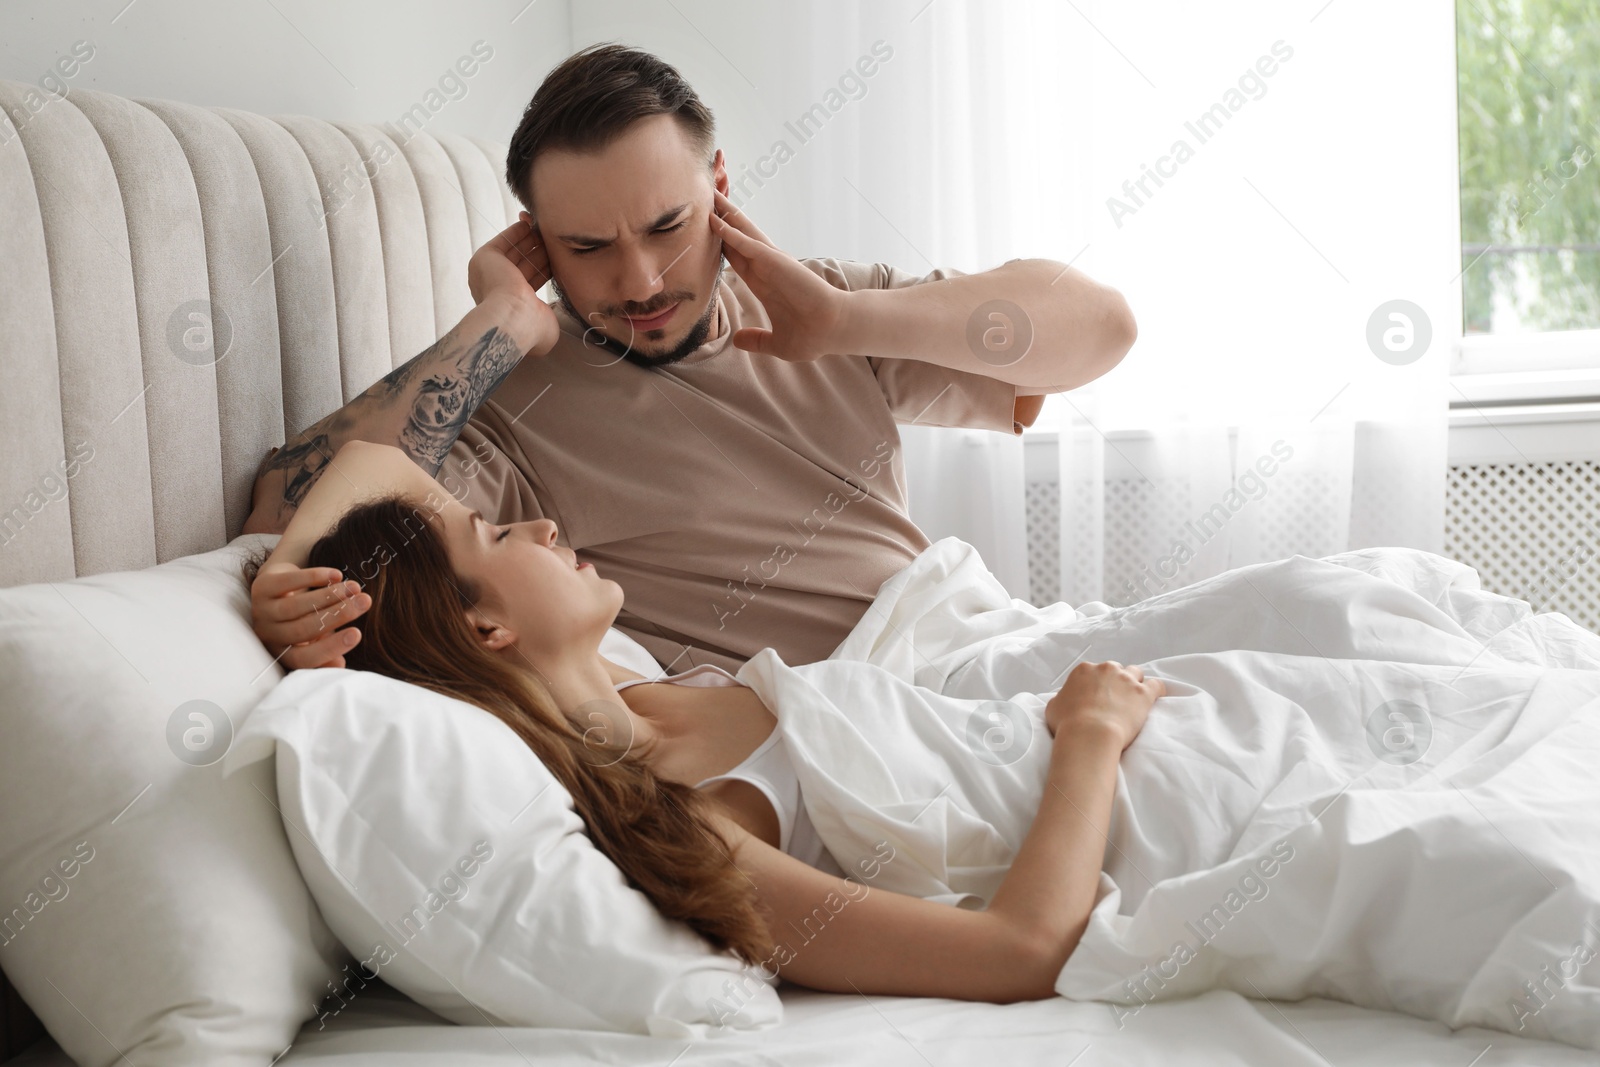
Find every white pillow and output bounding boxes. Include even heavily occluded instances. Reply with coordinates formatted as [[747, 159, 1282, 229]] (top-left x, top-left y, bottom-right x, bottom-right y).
[[599, 625, 664, 679], [0, 534, 347, 1067], [223, 666, 784, 1038]]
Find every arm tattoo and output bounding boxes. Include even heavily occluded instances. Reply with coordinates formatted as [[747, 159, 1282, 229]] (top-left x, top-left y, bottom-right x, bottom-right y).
[[396, 325, 523, 474], [261, 322, 525, 515], [260, 433, 334, 509]]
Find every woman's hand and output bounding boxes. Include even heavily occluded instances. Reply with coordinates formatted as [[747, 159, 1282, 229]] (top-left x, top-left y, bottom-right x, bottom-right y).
[[1046, 660, 1165, 750], [248, 441, 431, 670], [250, 560, 371, 670]]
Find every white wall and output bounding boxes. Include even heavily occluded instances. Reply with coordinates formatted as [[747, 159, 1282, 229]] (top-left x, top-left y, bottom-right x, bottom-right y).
[[0, 0, 572, 146], [567, 1, 864, 261], [0, 0, 931, 266]]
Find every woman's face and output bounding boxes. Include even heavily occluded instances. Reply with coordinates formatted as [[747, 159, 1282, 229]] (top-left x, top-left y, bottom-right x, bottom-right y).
[[426, 495, 623, 662]]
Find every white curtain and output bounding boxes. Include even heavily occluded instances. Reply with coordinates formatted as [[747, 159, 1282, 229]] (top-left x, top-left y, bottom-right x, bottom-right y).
[[578, 0, 1458, 606], [1044, 0, 1457, 608]]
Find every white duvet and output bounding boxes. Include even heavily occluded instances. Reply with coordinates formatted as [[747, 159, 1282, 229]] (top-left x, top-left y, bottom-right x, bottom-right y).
[[729, 537, 1600, 1052]]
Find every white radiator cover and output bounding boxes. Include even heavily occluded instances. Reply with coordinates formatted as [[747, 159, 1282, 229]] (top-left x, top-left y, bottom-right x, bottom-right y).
[[1444, 459, 1599, 636], [1023, 433, 1600, 638]]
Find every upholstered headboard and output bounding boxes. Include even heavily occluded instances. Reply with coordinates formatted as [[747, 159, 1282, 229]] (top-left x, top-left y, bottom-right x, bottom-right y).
[[0, 77, 518, 1060], [0, 77, 519, 589]]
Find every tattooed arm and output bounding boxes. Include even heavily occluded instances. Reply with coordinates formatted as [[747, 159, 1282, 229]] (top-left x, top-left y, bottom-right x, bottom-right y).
[[241, 301, 532, 534], [242, 220, 556, 537], [242, 220, 558, 671]]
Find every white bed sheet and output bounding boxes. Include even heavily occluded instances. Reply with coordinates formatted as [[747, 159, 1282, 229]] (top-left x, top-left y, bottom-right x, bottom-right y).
[[14, 979, 1600, 1065]]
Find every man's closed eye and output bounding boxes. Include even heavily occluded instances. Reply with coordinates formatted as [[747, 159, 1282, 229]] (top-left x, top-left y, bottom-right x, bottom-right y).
[[571, 221, 687, 256]]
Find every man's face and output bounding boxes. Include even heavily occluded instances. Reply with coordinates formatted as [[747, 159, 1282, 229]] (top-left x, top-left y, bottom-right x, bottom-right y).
[[530, 114, 730, 369]]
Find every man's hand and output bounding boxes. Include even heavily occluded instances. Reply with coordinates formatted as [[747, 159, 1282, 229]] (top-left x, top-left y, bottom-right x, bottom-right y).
[[468, 217, 563, 359], [251, 560, 372, 670], [468, 216, 550, 303], [711, 187, 852, 362]]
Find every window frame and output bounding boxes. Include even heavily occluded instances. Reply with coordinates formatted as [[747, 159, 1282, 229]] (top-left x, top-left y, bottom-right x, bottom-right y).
[[1450, 329, 1600, 405]]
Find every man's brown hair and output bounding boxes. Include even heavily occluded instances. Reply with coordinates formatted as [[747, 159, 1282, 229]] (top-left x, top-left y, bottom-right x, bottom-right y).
[[505, 43, 717, 212]]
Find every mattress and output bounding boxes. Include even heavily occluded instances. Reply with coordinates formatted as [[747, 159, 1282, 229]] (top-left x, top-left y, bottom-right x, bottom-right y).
[[11, 980, 1599, 1065]]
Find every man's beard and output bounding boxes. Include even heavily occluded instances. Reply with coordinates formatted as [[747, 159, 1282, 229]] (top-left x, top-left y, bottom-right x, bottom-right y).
[[553, 258, 726, 369]]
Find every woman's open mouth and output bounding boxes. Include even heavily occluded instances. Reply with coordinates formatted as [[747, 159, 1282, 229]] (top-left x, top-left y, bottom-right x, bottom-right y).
[[622, 303, 679, 331]]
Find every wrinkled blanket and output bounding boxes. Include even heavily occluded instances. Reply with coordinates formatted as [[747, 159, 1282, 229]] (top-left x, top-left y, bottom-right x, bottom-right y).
[[731, 537, 1600, 1050]]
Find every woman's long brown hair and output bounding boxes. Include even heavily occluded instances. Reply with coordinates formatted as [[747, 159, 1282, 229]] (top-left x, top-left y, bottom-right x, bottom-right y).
[[245, 493, 772, 966]]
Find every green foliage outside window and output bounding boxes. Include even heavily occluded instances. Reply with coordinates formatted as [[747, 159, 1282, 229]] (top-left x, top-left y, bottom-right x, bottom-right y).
[[1457, 0, 1600, 333]]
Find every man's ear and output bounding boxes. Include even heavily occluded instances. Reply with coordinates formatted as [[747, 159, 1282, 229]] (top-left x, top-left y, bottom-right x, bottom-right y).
[[712, 149, 728, 198]]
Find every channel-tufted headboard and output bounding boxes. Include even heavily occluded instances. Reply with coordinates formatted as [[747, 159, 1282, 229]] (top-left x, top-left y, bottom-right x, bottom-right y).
[[0, 77, 519, 1060], [0, 77, 520, 589]]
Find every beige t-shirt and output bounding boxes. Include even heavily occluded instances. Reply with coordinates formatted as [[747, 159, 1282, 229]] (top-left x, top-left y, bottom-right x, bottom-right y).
[[439, 258, 1022, 674]]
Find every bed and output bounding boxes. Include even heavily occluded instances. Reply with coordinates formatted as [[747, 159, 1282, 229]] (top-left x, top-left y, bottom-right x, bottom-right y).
[[17, 979, 1600, 1067], [1, 78, 1596, 1066]]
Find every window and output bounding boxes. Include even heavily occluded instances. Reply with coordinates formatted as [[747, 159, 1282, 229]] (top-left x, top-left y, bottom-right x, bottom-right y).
[[1455, 0, 1600, 380]]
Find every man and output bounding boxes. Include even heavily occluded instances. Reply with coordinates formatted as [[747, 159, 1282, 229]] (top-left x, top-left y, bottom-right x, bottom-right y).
[[245, 43, 1135, 675]]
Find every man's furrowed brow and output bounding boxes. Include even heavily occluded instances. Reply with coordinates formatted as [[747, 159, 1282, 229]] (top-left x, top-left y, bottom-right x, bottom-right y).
[[558, 203, 690, 246]]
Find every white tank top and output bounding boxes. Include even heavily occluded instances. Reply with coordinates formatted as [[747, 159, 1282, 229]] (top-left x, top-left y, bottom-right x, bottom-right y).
[[614, 663, 843, 876]]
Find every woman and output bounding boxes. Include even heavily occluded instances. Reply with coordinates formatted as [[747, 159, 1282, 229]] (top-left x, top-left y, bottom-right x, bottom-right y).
[[247, 439, 1163, 1003], [247, 441, 1600, 1051]]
